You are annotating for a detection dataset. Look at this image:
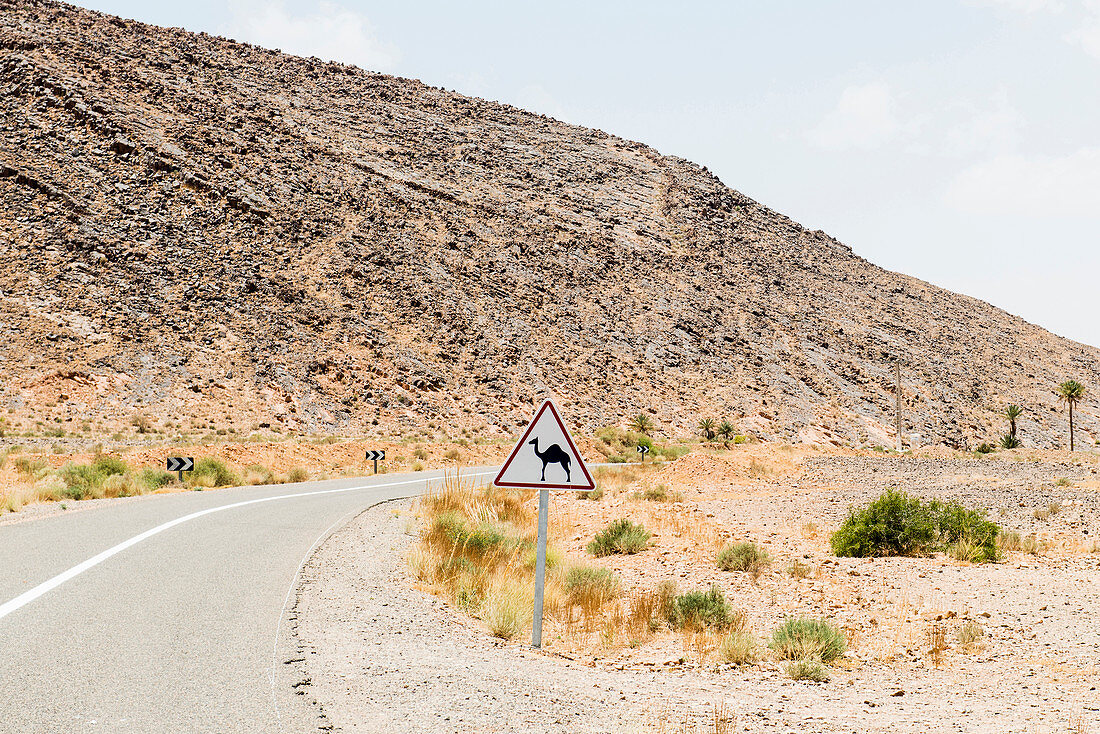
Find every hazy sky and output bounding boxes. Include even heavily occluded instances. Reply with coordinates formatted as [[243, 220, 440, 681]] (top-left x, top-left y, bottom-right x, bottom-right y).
[[79, 0, 1100, 347]]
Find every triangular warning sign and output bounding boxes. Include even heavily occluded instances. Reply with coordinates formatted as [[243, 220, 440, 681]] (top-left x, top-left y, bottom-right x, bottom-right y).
[[493, 399, 595, 490]]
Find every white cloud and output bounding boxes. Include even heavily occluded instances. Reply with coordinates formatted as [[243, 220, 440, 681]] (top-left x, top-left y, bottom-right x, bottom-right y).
[[943, 89, 1023, 156], [1067, 0, 1100, 58], [945, 147, 1100, 216], [221, 1, 396, 71], [806, 82, 910, 151]]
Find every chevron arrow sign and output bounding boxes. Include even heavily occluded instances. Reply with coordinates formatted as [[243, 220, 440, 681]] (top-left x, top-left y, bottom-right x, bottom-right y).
[[166, 457, 194, 472], [364, 450, 385, 462]]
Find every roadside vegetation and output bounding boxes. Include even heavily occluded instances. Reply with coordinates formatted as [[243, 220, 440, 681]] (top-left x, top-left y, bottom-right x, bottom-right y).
[[408, 470, 857, 681], [830, 489, 1001, 562]]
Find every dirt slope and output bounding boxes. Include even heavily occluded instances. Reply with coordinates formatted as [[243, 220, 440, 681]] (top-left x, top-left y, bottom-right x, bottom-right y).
[[1, 0, 1098, 448]]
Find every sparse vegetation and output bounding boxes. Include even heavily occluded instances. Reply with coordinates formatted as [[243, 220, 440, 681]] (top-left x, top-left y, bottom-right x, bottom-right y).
[[189, 457, 240, 487], [718, 629, 757, 665], [564, 567, 619, 608], [786, 657, 829, 682], [668, 586, 734, 630], [830, 489, 1000, 562], [769, 618, 846, 663], [286, 466, 308, 483], [716, 542, 771, 574], [576, 484, 604, 500], [975, 442, 996, 454], [629, 413, 655, 436], [786, 559, 812, 579], [587, 519, 651, 557]]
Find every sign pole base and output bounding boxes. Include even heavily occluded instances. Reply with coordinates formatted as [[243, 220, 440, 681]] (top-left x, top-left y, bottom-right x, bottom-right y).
[[531, 488, 549, 648]]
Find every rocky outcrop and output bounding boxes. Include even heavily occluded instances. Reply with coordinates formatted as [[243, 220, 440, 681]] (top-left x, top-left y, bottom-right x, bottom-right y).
[[1, 0, 1097, 448]]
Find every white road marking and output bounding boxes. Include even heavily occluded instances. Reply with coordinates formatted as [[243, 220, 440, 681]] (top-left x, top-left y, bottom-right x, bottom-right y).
[[0, 471, 496, 622]]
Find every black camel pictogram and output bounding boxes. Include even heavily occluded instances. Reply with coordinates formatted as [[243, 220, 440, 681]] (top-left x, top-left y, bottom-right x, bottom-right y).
[[528, 437, 571, 482]]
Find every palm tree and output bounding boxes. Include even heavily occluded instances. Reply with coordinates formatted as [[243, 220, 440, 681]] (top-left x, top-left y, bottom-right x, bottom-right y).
[[629, 413, 654, 436], [698, 418, 716, 441], [717, 420, 735, 447], [1056, 380, 1087, 452], [1004, 404, 1023, 441]]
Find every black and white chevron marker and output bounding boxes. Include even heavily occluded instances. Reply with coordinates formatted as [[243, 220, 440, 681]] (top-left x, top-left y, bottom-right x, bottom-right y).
[[636, 445, 651, 456], [166, 457, 194, 472], [166, 456, 194, 481], [365, 449, 385, 474]]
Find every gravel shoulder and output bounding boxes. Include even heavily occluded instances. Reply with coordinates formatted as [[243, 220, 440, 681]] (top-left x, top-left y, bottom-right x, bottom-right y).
[[292, 455, 1100, 733]]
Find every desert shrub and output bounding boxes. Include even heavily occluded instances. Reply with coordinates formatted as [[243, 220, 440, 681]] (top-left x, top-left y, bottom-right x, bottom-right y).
[[430, 512, 506, 556], [13, 457, 48, 480], [58, 463, 106, 499], [244, 464, 276, 485], [444, 448, 461, 461], [191, 457, 239, 487], [140, 468, 176, 490], [786, 658, 829, 682], [830, 489, 999, 562], [770, 618, 846, 662], [412, 461, 424, 472], [576, 484, 604, 500], [718, 630, 757, 665], [787, 559, 812, 579], [92, 455, 127, 476], [413, 448, 428, 460], [286, 466, 308, 483], [564, 567, 619, 608], [1000, 434, 1020, 449], [484, 578, 527, 640], [717, 542, 771, 574], [1055, 477, 1071, 487], [957, 621, 985, 651], [101, 473, 142, 498], [641, 485, 668, 502], [668, 586, 732, 630], [587, 519, 651, 557], [975, 443, 996, 454]]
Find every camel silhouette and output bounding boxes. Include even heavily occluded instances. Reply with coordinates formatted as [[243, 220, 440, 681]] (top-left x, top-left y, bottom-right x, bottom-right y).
[[528, 437, 571, 482]]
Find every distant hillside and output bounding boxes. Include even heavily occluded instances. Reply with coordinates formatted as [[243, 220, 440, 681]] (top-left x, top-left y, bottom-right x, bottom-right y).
[[1, 0, 1097, 448]]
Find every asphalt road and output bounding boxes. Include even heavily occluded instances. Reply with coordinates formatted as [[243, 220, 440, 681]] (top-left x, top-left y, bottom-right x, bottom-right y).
[[0, 467, 496, 733]]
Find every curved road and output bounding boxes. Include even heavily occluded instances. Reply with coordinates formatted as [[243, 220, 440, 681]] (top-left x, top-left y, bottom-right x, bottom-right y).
[[0, 468, 495, 733]]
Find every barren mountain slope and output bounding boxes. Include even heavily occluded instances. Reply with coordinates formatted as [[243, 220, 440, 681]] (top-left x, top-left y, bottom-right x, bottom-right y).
[[1, 0, 1097, 448]]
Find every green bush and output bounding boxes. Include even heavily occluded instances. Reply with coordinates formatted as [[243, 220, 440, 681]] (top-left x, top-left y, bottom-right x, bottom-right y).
[[59, 463, 106, 499], [586, 519, 651, 557], [717, 542, 771, 573], [975, 443, 996, 454], [829, 489, 999, 562], [191, 457, 240, 487], [140, 468, 176, 490], [786, 658, 829, 682], [668, 585, 732, 630], [770, 618, 846, 662], [92, 455, 128, 476], [432, 512, 506, 555]]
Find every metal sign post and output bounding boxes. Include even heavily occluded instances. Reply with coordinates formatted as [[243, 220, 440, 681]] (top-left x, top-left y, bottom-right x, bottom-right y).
[[531, 488, 550, 648]]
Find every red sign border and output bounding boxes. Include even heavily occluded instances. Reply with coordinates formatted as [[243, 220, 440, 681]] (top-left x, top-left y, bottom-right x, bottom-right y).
[[493, 399, 595, 490]]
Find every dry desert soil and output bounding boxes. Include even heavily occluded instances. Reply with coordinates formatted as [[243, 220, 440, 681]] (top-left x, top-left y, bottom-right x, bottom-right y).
[[289, 446, 1100, 733]]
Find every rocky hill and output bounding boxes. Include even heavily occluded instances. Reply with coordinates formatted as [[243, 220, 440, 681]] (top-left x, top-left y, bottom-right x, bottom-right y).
[[1, 0, 1097, 449]]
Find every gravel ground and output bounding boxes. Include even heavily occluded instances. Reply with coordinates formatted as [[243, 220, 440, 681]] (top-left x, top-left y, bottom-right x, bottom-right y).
[[291, 455, 1100, 733]]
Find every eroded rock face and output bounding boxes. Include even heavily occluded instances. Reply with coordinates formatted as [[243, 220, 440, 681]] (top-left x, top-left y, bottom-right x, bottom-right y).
[[1, 0, 1097, 447]]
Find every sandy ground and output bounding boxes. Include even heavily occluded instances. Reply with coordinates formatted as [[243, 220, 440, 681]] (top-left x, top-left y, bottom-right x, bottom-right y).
[[293, 448, 1100, 733]]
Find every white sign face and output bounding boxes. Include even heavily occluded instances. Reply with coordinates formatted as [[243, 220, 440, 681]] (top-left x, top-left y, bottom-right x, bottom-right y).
[[493, 399, 595, 490]]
